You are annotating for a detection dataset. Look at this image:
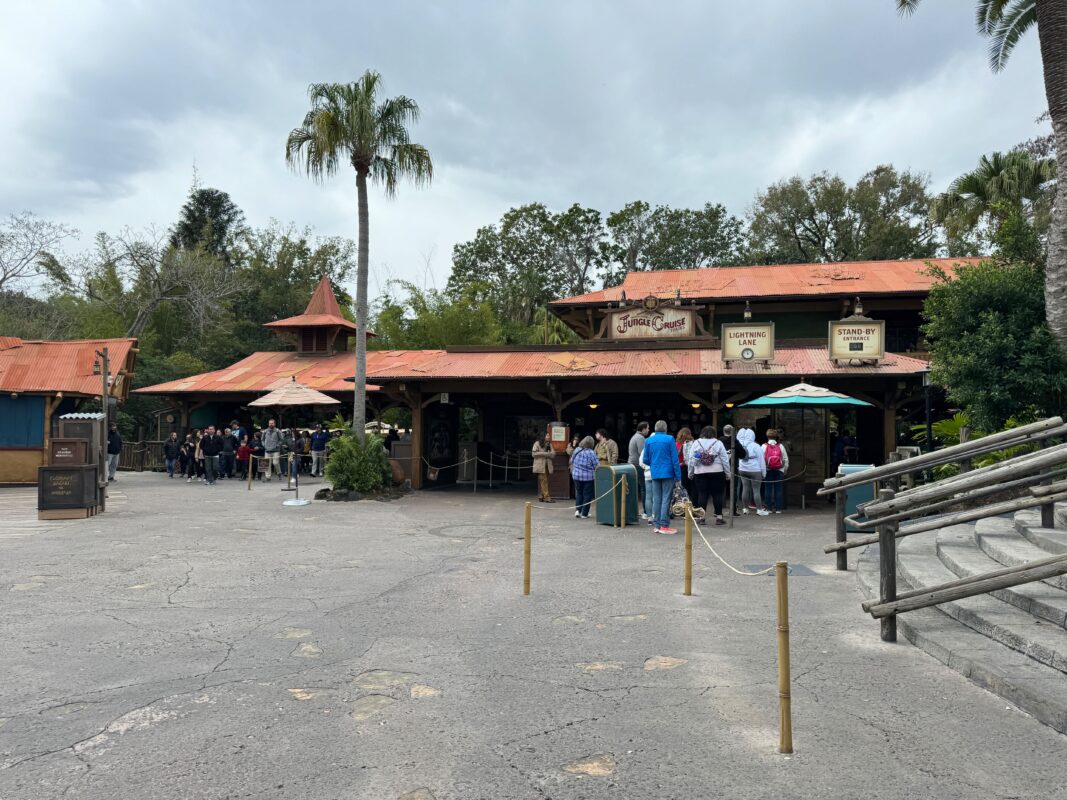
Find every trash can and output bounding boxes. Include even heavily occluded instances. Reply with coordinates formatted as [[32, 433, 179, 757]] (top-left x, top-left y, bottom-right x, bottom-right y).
[[594, 464, 639, 527], [838, 463, 876, 532]]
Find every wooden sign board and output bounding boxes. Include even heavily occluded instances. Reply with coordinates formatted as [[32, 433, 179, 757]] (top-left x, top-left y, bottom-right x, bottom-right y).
[[49, 439, 90, 466], [722, 322, 775, 362], [549, 423, 570, 453], [829, 319, 885, 361], [38, 464, 98, 510], [609, 306, 697, 340]]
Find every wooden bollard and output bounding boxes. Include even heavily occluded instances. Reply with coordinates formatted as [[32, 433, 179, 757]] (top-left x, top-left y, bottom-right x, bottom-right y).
[[247, 456, 255, 491], [877, 487, 898, 642], [684, 501, 693, 596], [776, 561, 793, 754], [523, 501, 532, 596], [620, 475, 628, 529]]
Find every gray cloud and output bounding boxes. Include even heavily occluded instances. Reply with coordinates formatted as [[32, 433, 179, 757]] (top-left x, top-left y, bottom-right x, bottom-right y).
[[0, 0, 1051, 290]]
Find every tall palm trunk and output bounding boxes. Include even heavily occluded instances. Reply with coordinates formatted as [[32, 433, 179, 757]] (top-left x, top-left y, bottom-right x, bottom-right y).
[[354, 169, 370, 442], [1037, 0, 1067, 351]]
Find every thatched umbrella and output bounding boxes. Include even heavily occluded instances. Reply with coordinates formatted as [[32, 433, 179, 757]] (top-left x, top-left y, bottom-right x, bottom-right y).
[[249, 377, 340, 505]]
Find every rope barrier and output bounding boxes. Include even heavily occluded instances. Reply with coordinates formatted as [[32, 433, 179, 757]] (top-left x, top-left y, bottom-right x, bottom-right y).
[[529, 478, 624, 513], [687, 507, 776, 576]]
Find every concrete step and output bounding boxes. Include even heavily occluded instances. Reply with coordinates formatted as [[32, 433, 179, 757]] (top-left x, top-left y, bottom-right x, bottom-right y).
[[897, 531, 1067, 673], [936, 525, 1067, 628], [1014, 508, 1067, 555], [858, 549, 1067, 734], [974, 517, 1067, 592]]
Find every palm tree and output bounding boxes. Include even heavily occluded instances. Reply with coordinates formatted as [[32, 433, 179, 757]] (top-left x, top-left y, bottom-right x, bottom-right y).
[[285, 72, 433, 441], [932, 150, 1056, 238], [898, 0, 1067, 350]]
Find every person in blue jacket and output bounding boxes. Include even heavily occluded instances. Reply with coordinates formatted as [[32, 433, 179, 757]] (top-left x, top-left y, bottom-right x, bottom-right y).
[[644, 420, 681, 534]]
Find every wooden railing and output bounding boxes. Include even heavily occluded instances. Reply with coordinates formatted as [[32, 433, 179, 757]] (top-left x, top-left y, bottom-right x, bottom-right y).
[[119, 440, 165, 472], [818, 416, 1067, 641]]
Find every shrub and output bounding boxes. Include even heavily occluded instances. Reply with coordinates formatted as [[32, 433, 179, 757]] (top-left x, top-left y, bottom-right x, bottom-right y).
[[325, 431, 391, 493]]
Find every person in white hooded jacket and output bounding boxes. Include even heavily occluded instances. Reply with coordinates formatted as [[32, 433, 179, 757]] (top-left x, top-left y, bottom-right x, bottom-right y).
[[737, 427, 770, 516], [687, 425, 730, 525]]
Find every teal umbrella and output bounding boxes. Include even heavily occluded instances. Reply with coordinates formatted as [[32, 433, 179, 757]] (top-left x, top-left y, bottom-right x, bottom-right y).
[[740, 382, 873, 408]]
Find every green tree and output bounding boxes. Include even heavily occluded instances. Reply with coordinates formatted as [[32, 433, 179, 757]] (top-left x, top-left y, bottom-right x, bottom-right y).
[[285, 71, 433, 442], [898, 0, 1067, 352], [643, 203, 744, 271], [604, 201, 744, 282], [922, 259, 1066, 430], [448, 204, 560, 336], [746, 166, 938, 263], [170, 183, 246, 264], [931, 150, 1055, 240], [552, 204, 609, 296], [372, 281, 503, 349]]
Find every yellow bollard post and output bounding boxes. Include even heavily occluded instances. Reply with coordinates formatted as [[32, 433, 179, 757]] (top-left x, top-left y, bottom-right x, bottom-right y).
[[776, 560, 793, 754], [620, 475, 628, 529], [684, 501, 693, 596], [523, 501, 532, 596]]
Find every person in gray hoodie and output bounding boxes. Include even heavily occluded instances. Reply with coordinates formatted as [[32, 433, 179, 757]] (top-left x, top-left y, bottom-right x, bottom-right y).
[[737, 428, 770, 516], [260, 419, 283, 482]]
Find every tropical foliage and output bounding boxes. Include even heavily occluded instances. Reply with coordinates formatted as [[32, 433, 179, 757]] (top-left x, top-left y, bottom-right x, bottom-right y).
[[922, 258, 1066, 431], [324, 417, 391, 493], [897, 0, 1067, 353]]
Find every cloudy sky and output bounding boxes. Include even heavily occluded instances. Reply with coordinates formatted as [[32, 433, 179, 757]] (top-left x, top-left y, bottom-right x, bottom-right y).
[[0, 1, 1051, 292]]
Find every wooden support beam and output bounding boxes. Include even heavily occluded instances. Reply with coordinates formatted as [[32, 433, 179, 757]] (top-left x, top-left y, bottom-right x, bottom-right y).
[[410, 389, 424, 490]]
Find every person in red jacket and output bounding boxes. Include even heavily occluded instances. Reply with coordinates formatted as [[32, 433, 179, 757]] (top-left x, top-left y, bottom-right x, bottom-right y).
[[236, 436, 252, 480]]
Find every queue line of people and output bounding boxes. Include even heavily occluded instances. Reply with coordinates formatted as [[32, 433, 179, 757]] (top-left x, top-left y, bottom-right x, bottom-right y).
[[536, 420, 792, 534], [160, 419, 335, 485]]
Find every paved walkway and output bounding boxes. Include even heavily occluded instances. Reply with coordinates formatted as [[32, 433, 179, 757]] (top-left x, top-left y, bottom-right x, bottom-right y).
[[0, 473, 1064, 799]]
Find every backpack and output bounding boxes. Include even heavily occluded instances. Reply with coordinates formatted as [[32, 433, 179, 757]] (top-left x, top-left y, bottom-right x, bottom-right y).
[[766, 443, 783, 470], [697, 440, 718, 466]]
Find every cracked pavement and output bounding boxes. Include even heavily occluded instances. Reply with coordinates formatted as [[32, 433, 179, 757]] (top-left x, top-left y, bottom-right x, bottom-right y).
[[1, 473, 1065, 799]]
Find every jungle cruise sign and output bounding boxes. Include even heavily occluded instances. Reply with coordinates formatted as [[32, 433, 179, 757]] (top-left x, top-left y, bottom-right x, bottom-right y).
[[608, 296, 697, 339]]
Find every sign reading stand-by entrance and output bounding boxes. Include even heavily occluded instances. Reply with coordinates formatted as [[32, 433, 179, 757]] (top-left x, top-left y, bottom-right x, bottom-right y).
[[722, 322, 775, 363], [829, 319, 885, 362]]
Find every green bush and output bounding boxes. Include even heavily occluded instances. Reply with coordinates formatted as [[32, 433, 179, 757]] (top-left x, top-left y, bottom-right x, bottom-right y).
[[325, 431, 391, 493]]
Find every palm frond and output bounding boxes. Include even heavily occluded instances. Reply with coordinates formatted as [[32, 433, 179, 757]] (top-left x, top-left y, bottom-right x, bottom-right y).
[[984, 0, 1036, 71], [896, 0, 920, 15]]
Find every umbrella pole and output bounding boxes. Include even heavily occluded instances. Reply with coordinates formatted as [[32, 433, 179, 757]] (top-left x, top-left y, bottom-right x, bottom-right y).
[[283, 453, 310, 506]]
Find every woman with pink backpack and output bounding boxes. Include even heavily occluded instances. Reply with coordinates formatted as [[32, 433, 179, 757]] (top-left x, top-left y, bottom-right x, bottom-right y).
[[762, 429, 790, 514]]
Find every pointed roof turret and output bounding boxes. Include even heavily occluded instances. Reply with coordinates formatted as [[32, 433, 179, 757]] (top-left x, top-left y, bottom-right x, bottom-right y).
[[264, 276, 358, 333]]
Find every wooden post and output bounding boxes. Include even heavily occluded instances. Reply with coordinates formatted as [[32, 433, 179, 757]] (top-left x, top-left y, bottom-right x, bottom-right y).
[[877, 487, 897, 642], [247, 456, 255, 491], [1041, 438, 1056, 529], [684, 501, 693, 596], [727, 427, 736, 529], [776, 561, 793, 754], [523, 501, 532, 596], [410, 390, 424, 490], [835, 491, 848, 571], [883, 399, 897, 466], [959, 427, 972, 473], [887, 452, 902, 493], [620, 475, 628, 529]]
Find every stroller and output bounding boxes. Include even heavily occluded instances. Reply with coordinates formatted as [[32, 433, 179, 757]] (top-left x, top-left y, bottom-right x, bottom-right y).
[[671, 482, 705, 522]]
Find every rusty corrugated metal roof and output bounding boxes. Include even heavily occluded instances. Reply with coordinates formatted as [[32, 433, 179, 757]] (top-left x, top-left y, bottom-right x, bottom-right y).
[[136, 344, 927, 395], [551, 258, 979, 306], [0, 338, 138, 397], [263, 276, 360, 332]]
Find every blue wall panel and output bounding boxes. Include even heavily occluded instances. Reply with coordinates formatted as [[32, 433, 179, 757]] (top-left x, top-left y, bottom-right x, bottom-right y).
[[0, 396, 45, 447]]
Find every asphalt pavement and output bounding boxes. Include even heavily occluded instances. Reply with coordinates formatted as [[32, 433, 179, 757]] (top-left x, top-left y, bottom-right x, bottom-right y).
[[0, 472, 1064, 800]]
